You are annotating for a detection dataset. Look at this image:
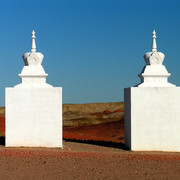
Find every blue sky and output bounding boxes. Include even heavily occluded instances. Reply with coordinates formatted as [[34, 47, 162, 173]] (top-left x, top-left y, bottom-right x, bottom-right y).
[[0, 0, 180, 106]]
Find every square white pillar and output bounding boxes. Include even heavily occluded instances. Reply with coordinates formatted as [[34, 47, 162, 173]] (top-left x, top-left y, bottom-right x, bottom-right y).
[[6, 87, 62, 148], [5, 30, 63, 148], [124, 87, 180, 152]]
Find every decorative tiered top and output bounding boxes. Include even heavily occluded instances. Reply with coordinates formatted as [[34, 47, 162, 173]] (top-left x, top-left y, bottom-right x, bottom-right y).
[[138, 30, 175, 87], [15, 30, 52, 88], [143, 30, 165, 66], [22, 30, 44, 66]]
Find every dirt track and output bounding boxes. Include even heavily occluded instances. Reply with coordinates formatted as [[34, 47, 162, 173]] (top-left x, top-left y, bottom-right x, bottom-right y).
[[0, 141, 180, 180]]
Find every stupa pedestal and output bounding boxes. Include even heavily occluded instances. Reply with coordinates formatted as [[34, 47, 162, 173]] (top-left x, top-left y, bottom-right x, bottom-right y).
[[6, 31, 62, 148], [124, 31, 180, 152]]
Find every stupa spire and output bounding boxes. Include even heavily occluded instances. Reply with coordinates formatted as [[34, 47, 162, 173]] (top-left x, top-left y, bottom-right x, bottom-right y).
[[17, 30, 52, 88], [31, 30, 36, 52], [137, 30, 175, 87], [152, 30, 157, 52]]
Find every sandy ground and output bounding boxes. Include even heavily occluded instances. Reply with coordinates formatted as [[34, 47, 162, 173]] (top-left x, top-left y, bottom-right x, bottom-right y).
[[0, 141, 180, 180], [0, 104, 180, 179]]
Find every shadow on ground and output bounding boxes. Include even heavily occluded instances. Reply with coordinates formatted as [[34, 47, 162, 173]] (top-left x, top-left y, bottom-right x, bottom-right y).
[[0, 137, 5, 146], [0, 136, 128, 150], [64, 139, 129, 150]]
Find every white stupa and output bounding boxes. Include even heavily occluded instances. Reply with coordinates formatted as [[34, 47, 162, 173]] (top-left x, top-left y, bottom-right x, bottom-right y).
[[6, 30, 62, 148], [124, 30, 180, 152]]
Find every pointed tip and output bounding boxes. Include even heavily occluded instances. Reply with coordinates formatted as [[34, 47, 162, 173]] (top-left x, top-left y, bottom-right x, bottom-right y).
[[32, 30, 35, 38], [152, 30, 157, 52], [152, 30, 156, 38]]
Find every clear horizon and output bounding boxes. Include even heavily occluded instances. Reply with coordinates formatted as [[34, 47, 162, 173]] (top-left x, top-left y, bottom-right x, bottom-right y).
[[0, 0, 180, 106]]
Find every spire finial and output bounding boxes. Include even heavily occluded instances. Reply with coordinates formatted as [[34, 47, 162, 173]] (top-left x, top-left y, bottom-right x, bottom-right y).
[[31, 30, 36, 52], [152, 30, 157, 52]]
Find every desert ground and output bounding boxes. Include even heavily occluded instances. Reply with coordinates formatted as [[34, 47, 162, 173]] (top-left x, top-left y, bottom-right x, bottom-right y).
[[0, 103, 180, 179]]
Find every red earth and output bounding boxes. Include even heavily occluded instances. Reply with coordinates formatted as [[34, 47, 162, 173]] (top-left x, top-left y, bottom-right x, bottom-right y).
[[0, 141, 180, 179], [63, 120, 124, 144], [0, 112, 180, 179], [0, 114, 5, 136]]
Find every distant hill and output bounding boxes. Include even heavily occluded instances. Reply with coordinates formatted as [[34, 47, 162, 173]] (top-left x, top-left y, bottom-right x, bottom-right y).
[[63, 102, 124, 126], [63, 102, 124, 113]]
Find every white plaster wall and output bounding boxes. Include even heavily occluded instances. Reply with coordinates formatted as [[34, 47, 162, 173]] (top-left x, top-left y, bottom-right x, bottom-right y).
[[6, 87, 62, 148], [124, 87, 180, 152]]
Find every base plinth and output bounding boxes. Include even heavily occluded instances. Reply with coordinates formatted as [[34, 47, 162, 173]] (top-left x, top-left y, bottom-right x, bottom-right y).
[[124, 87, 180, 152], [5, 87, 62, 148]]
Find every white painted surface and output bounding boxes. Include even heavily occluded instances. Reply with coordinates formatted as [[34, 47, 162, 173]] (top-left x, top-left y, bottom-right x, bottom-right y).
[[16, 30, 52, 88], [125, 87, 180, 152], [138, 30, 175, 87], [6, 87, 62, 148], [124, 30, 179, 152], [5, 30, 62, 148]]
